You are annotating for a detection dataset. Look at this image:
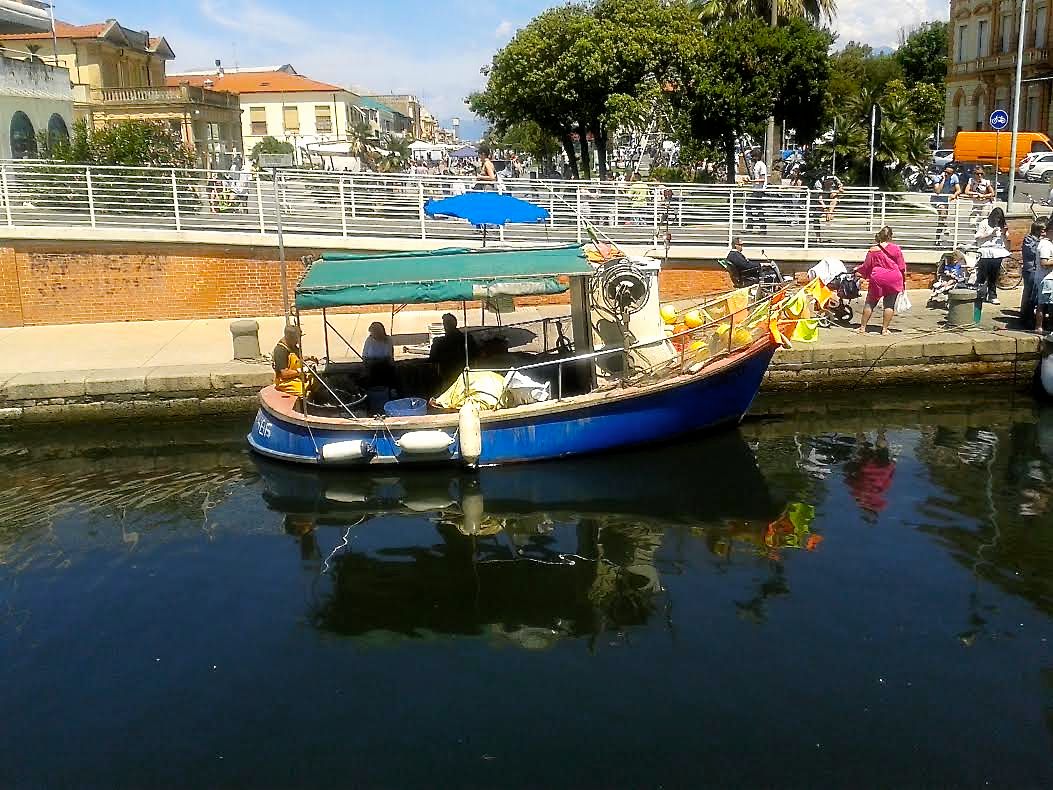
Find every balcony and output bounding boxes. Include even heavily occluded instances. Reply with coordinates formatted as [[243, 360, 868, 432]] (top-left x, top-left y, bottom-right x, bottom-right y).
[[950, 48, 1051, 76], [85, 85, 240, 110]]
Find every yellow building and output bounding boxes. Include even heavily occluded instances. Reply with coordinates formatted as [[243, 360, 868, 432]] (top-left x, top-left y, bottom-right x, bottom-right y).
[[945, 0, 1053, 140], [0, 18, 243, 167]]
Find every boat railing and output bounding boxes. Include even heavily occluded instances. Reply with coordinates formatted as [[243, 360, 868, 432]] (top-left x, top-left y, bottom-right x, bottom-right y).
[[471, 292, 782, 400]]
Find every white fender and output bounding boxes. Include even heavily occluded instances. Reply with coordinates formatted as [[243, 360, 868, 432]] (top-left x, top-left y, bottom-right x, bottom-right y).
[[320, 440, 372, 463], [397, 430, 455, 454], [458, 402, 482, 466], [1041, 344, 1053, 398]]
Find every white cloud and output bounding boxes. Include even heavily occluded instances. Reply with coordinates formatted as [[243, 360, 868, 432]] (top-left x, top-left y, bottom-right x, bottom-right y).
[[495, 19, 514, 39], [832, 0, 948, 49]]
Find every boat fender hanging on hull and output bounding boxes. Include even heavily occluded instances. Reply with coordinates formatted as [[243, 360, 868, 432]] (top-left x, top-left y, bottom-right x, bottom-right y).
[[1041, 336, 1053, 398], [458, 402, 482, 467], [397, 430, 455, 455], [320, 439, 375, 463]]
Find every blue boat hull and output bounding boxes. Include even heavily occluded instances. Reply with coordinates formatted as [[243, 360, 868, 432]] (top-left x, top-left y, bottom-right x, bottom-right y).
[[248, 344, 777, 467]]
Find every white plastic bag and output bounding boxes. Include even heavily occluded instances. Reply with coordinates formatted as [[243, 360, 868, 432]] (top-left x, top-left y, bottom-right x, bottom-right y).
[[895, 291, 912, 314]]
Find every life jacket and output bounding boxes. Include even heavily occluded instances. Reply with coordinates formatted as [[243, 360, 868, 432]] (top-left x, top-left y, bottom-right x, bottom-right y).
[[274, 340, 306, 396]]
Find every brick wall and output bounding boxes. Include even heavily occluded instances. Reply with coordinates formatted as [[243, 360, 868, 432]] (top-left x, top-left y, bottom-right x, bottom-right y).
[[0, 241, 744, 327]]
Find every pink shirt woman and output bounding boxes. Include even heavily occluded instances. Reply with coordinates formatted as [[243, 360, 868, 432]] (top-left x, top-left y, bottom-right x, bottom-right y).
[[856, 225, 907, 335]]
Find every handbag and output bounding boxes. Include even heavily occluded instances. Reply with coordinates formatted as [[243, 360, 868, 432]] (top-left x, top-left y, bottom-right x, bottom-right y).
[[895, 291, 912, 314]]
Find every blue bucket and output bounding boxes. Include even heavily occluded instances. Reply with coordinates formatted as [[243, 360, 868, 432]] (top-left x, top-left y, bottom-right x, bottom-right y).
[[383, 397, 428, 417]]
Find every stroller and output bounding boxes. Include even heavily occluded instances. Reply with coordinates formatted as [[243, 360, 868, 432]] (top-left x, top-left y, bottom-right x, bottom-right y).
[[929, 248, 978, 306], [808, 258, 859, 327]]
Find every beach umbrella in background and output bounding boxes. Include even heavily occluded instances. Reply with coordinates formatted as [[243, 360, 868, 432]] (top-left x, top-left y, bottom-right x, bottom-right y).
[[449, 145, 479, 159], [424, 191, 549, 246]]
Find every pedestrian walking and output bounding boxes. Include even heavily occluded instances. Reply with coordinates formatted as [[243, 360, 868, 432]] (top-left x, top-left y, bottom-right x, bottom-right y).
[[974, 207, 1010, 305], [1020, 220, 1043, 329], [746, 147, 767, 234], [856, 225, 907, 335]]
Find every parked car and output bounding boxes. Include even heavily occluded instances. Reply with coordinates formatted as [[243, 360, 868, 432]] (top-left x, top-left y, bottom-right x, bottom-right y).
[[1016, 151, 1046, 178], [932, 149, 954, 169], [1024, 152, 1053, 182]]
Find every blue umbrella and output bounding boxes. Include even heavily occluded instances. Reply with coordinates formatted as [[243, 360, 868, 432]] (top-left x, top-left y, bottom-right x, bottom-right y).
[[424, 191, 549, 246]]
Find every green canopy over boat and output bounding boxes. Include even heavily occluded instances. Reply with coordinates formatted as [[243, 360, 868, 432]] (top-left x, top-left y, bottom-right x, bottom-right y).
[[295, 245, 593, 309]]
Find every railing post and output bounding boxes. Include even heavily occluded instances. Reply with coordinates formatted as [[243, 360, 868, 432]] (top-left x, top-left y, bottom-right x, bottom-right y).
[[880, 192, 887, 229], [85, 167, 96, 228], [727, 188, 735, 247], [171, 169, 181, 231], [349, 176, 357, 219], [418, 179, 426, 240], [868, 191, 875, 233], [338, 175, 347, 237], [0, 164, 12, 227], [803, 190, 811, 250], [576, 185, 582, 244], [652, 187, 659, 234], [952, 198, 960, 248], [548, 188, 555, 228], [256, 177, 265, 233]]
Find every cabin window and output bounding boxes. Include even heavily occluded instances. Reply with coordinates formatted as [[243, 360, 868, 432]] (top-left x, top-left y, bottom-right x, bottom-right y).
[[10, 111, 36, 159], [315, 105, 332, 134], [283, 106, 300, 133], [249, 107, 267, 136]]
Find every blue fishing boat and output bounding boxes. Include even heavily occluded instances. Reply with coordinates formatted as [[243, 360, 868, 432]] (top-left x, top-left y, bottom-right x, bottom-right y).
[[247, 243, 788, 467]]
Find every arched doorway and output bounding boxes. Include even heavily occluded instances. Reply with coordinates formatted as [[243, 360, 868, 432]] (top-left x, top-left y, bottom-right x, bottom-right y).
[[10, 111, 37, 159], [47, 114, 69, 148]]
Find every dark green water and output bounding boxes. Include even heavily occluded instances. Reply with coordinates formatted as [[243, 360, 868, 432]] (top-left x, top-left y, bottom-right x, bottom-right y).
[[1, 389, 1051, 788]]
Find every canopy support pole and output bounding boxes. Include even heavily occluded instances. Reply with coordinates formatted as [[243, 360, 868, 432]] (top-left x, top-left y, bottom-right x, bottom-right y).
[[323, 315, 364, 361], [322, 308, 331, 362]]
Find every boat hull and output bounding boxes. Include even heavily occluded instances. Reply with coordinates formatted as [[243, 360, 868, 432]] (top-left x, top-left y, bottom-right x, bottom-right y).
[[248, 343, 777, 467]]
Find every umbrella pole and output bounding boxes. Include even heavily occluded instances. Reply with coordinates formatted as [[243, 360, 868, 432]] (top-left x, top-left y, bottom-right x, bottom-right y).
[[482, 225, 487, 248]]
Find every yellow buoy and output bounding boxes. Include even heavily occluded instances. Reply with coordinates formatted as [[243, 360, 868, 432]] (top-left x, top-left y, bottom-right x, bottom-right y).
[[659, 303, 678, 324], [732, 327, 753, 348], [684, 309, 704, 328]]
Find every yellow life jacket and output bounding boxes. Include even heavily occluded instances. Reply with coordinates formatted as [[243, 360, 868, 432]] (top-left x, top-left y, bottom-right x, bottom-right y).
[[274, 340, 307, 396]]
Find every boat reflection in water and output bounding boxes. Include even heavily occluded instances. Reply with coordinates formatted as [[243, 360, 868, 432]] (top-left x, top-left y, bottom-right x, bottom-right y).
[[254, 432, 823, 646]]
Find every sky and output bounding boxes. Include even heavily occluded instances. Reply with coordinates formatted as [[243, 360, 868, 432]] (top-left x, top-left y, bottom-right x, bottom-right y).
[[57, 0, 949, 138]]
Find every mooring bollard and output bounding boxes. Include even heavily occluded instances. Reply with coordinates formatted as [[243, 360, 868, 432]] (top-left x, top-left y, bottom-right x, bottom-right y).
[[946, 288, 977, 327], [230, 319, 261, 360]]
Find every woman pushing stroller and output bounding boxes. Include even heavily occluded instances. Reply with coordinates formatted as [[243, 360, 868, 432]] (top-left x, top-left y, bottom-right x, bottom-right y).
[[855, 226, 907, 335]]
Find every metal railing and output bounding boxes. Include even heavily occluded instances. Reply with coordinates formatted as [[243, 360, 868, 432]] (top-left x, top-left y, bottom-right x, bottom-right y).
[[88, 85, 241, 108], [0, 160, 971, 251]]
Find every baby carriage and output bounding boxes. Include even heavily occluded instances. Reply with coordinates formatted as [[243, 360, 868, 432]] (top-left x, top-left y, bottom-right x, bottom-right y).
[[808, 258, 858, 327], [929, 248, 978, 306]]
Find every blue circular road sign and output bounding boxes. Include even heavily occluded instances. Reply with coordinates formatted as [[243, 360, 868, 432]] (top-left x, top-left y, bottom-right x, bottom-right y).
[[990, 109, 1009, 130]]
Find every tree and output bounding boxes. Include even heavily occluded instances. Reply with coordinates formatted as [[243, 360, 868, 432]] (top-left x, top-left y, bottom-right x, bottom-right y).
[[51, 119, 196, 168], [692, 0, 837, 24], [250, 136, 294, 165], [679, 17, 832, 182], [895, 21, 949, 89]]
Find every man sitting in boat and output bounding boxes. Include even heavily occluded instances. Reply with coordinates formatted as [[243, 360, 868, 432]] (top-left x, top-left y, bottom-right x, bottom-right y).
[[272, 324, 315, 396], [429, 313, 478, 390]]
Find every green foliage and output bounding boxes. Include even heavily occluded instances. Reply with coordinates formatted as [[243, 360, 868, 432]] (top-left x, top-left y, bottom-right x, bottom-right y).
[[692, 0, 837, 25], [487, 121, 561, 168], [51, 119, 196, 168], [250, 136, 294, 164], [895, 21, 949, 88]]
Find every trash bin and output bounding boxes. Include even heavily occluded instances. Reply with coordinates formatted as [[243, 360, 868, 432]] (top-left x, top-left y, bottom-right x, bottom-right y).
[[230, 319, 260, 360], [946, 288, 977, 327]]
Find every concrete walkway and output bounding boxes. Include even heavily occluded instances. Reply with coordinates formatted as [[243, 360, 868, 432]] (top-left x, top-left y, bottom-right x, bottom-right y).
[[0, 285, 1046, 422]]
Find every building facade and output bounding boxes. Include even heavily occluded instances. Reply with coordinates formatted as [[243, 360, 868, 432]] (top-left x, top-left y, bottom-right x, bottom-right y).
[[168, 65, 361, 165], [945, 0, 1053, 142], [0, 18, 243, 167]]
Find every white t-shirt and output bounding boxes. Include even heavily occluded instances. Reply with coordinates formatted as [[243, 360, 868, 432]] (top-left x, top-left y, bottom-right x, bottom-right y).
[[1038, 237, 1053, 266], [752, 160, 767, 190], [968, 177, 993, 199], [363, 335, 394, 361]]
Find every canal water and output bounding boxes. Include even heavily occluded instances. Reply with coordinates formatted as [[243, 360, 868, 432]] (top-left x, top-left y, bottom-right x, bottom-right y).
[[1, 389, 1051, 788]]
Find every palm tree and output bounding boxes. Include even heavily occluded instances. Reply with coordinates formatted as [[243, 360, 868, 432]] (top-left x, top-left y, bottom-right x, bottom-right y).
[[692, 0, 837, 24]]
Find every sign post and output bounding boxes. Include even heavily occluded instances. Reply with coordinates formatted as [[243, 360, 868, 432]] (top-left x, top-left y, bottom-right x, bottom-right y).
[[260, 153, 295, 323], [990, 109, 1009, 195]]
